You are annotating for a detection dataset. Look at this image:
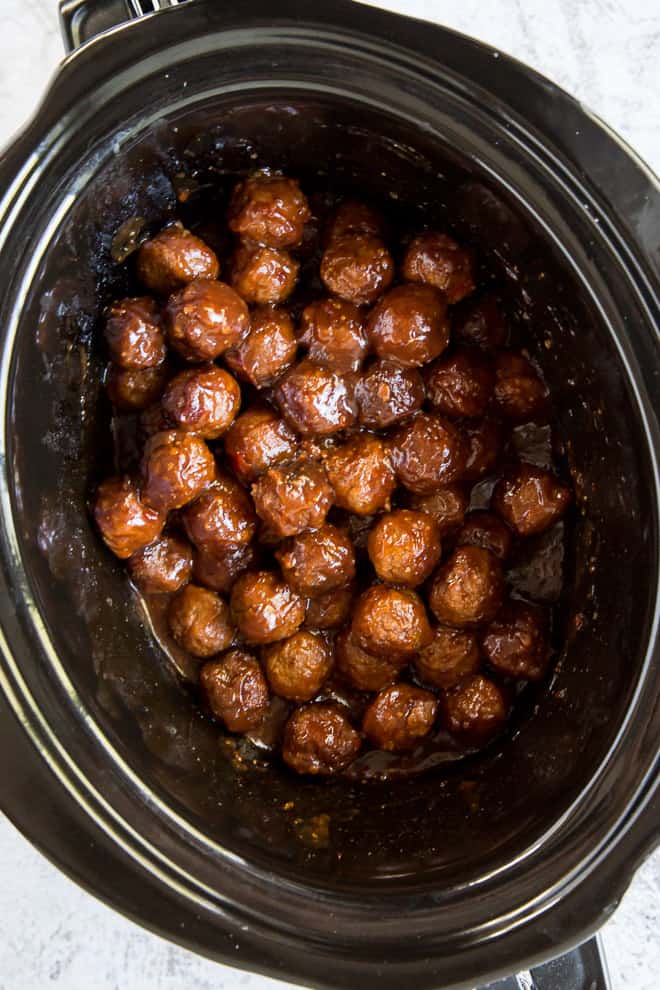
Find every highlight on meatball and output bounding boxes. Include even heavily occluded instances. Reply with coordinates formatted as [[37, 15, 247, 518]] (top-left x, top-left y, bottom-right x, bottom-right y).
[[165, 279, 249, 362], [304, 586, 354, 631], [351, 584, 432, 659], [276, 524, 355, 598], [355, 359, 425, 430], [161, 364, 241, 439], [224, 306, 297, 388], [367, 284, 449, 367], [367, 509, 441, 587], [251, 460, 334, 540], [229, 240, 299, 304], [263, 630, 334, 702], [408, 484, 468, 538], [183, 475, 257, 553], [335, 628, 403, 692], [299, 297, 368, 374], [362, 683, 438, 752], [104, 297, 166, 369], [429, 545, 505, 628], [192, 542, 260, 595], [493, 351, 548, 423], [223, 406, 298, 484], [462, 418, 506, 482], [402, 231, 475, 303], [320, 233, 394, 306], [424, 348, 494, 419], [491, 461, 572, 536], [282, 703, 361, 775], [323, 433, 395, 516], [230, 570, 305, 644], [228, 174, 311, 248], [106, 363, 168, 411], [136, 223, 220, 296], [128, 532, 193, 594], [274, 358, 356, 437], [93, 475, 164, 559], [390, 413, 467, 494], [141, 429, 216, 513], [168, 583, 234, 658], [414, 624, 482, 690], [481, 599, 550, 681], [200, 649, 269, 732], [442, 673, 508, 743]]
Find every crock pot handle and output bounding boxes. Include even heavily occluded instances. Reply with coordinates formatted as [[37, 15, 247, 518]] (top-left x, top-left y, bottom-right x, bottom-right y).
[[58, 0, 192, 52]]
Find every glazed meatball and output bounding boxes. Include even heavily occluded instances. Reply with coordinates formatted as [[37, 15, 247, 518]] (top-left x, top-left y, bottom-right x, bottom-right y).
[[409, 484, 468, 538], [251, 460, 334, 540], [274, 359, 356, 437], [192, 542, 260, 594], [491, 462, 572, 536], [352, 584, 432, 660], [136, 224, 220, 296], [457, 510, 513, 560], [263, 630, 334, 702], [223, 407, 298, 484], [276, 524, 356, 597], [165, 279, 249, 362], [228, 175, 310, 248], [282, 703, 361, 775], [493, 351, 548, 423], [168, 584, 234, 658], [424, 349, 494, 419], [443, 674, 508, 743], [482, 600, 549, 681], [367, 509, 441, 587], [141, 429, 216, 513], [414, 624, 482, 690], [305, 585, 353, 631], [106, 363, 168, 411], [127, 532, 193, 594], [462, 418, 505, 481], [104, 297, 166, 369], [402, 231, 475, 304], [323, 434, 396, 516], [429, 546, 505, 628], [299, 297, 368, 373], [224, 306, 297, 388], [336, 628, 402, 692], [230, 570, 305, 644], [183, 476, 256, 553], [390, 413, 467, 494], [200, 649, 269, 732], [324, 201, 385, 243], [363, 684, 438, 752], [92, 476, 164, 559], [229, 240, 299, 304], [320, 233, 394, 306], [452, 294, 507, 350], [367, 284, 449, 367], [355, 359, 424, 429], [161, 365, 241, 439]]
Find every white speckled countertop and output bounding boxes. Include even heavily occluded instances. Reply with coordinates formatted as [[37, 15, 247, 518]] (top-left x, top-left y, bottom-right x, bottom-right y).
[[0, 2, 658, 988]]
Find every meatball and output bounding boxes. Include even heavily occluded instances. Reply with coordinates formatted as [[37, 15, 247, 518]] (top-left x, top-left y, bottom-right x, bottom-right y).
[[390, 413, 467, 494], [462, 418, 506, 482], [402, 231, 475, 304], [482, 600, 550, 681], [305, 586, 353, 631], [324, 201, 385, 243], [352, 584, 432, 660], [165, 279, 249, 362], [161, 365, 241, 439], [104, 297, 166, 369], [183, 476, 256, 553], [414, 625, 481, 690], [139, 401, 171, 441], [457, 510, 513, 560], [225, 306, 297, 388], [408, 484, 468, 538], [274, 359, 356, 437], [282, 703, 361, 775], [323, 434, 395, 516], [193, 542, 260, 594], [367, 284, 449, 368], [493, 351, 548, 423], [355, 359, 424, 429], [106, 363, 168, 411], [363, 684, 438, 752], [491, 462, 572, 536], [127, 532, 193, 594], [320, 233, 394, 306], [299, 297, 368, 373], [429, 546, 505, 628], [276, 524, 356, 597], [168, 584, 234, 657], [92, 476, 164, 559], [230, 570, 305, 644], [263, 630, 334, 702], [136, 224, 220, 296], [336, 628, 402, 692], [200, 649, 269, 732], [424, 349, 494, 419], [141, 429, 216, 513], [229, 240, 299, 304], [367, 509, 441, 587], [442, 674, 508, 743], [228, 175, 310, 248], [223, 407, 298, 484], [452, 294, 507, 350], [251, 460, 334, 540]]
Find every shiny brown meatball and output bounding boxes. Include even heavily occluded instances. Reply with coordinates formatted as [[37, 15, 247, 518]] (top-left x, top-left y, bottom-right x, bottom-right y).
[[493, 351, 548, 423], [92, 476, 164, 559], [335, 628, 402, 692], [282, 703, 361, 775], [263, 631, 334, 702], [320, 233, 394, 306], [424, 349, 494, 419], [168, 584, 234, 658], [355, 359, 424, 429], [352, 584, 432, 659], [491, 462, 572, 536], [106, 363, 168, 412], [367, 284, 449, 368], [141, 429, 216, 513], [304, 586, 353, 631], [136, 224, 220, 296], [127, 533, 193, 594], [165, 279, 249, 362], [274, 359, 356, 437], [183, 476, 257, 553], [414, 624, 482, 690], [200, 649, 269, 732], [323, 434, 396, 516], [390, 413, 467, 494], [230, 570, 305, 645], [452, 294, 507, 350], [363, 684, 438, 752], [225, 306, 297, 388], [367, 509, 441, 587], [251, 460, 334, 540], [276, 524, 355, 598], [457, 510, 513, 560], [482, 600, 550, 681], [192, 543, 260, 594], [409, 484, 468, 538], [161, 365, 241, 439], [228, 175, 310, 248], [229, 240, 299, 304], [325, 201, 385, 243], [299, 297, 368, 374], [462, 418, 506, 482], [429, 546, 505, 628], [443, 674, 508, 743], [104, 297, 166, 369], [223, 407, 298, 484], [402, 231, 475, 304]]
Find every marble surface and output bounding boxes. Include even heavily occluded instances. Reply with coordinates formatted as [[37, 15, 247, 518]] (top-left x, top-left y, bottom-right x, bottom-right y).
[[0, 2, 657, 989]]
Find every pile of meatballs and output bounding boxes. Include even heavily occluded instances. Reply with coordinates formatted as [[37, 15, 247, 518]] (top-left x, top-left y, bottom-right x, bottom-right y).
[[92, 172, 572, 777]]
